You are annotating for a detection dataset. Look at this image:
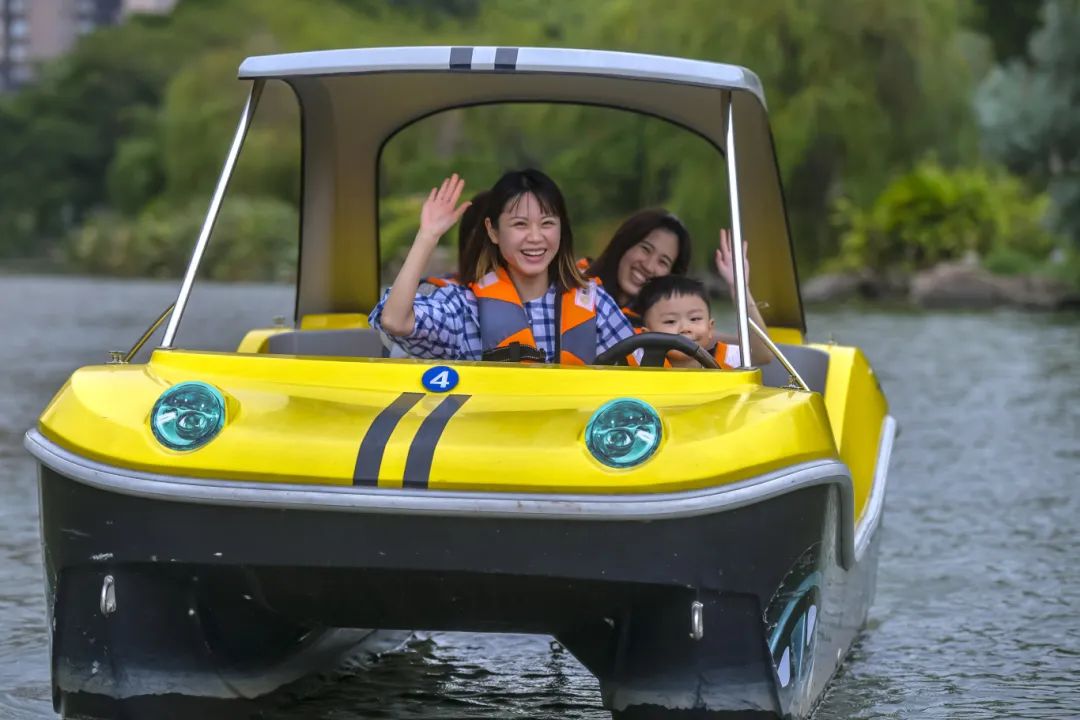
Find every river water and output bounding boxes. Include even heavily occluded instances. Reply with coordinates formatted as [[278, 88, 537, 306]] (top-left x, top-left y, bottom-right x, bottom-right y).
[[1, 274, 1077, 719]]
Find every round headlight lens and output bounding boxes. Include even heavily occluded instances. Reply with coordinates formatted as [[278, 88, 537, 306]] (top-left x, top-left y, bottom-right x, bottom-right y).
[[585, 398, 662, 468], [151, 382, 225, 451]]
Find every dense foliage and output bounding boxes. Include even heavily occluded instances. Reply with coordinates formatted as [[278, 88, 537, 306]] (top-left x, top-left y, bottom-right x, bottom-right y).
[[976, 0, 1080, 283], [832, 160, 1056, 273], [67, 196, 298, 281], [0, 0, 1071, 284]]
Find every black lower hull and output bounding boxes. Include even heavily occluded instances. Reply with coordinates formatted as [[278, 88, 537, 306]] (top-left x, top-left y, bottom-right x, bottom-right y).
[[38, 463, 879, 719]]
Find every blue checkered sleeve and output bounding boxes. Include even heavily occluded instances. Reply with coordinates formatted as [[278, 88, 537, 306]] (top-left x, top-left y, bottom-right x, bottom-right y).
[[369, 285, 484, 360], [370, 282, 634, 362], [594, 286, 637, 354]]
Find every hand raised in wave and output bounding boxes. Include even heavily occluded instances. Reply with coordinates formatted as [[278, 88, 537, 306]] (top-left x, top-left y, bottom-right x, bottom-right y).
[[715, 228, 750, 290], [419, 173, 472, 242]]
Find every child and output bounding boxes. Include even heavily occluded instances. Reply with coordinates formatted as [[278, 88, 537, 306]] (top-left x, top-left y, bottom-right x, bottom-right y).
[[636, 274, 772, 368], [371, 170, 636, 364]]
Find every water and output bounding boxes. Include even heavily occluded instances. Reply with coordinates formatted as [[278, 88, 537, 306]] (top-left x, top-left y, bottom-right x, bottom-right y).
[[1, 274, 1077, 719]]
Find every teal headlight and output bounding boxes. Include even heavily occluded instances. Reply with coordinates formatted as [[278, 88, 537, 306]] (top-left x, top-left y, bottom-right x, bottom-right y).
[[585, 398, 662, 468], [150, 382, 225, 451]]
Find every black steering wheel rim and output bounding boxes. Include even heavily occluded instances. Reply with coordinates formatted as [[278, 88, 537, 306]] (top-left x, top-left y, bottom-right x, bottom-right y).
[[593, 332, 721, 369]]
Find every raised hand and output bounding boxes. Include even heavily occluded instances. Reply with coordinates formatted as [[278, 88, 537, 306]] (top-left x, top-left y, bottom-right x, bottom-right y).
[[419, 174, 471, 242], [714, 228, 749, 290], [380, 174, 471, 337]]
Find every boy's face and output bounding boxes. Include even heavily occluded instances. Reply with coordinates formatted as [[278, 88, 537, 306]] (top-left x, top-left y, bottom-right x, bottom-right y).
[[642, 293, 715, 350]]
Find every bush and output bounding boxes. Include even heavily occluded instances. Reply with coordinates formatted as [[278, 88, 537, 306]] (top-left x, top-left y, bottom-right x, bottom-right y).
[[65, 195, 297, 281], [976, 1, 1080, 253], [982, 246, 1040, 276], [831, 159, 1059, 273]]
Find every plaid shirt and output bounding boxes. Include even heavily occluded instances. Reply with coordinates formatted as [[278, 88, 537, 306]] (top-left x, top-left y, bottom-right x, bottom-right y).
[[370, 283, 635, 361]]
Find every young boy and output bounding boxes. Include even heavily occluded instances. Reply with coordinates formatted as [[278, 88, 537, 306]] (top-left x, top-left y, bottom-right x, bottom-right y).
[[635, 275, 770, 368]]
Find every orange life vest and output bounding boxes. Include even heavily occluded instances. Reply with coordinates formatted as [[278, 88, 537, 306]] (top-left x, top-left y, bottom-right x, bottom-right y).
[[576, 256, 641, 327], [469, 266, 598, 365], [632, 340, 738, 369], [710, 341, 739, 369], [422, 274, 459, 288]]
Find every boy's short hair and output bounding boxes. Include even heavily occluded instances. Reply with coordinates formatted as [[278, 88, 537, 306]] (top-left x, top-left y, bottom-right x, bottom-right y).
[[635, 275, 712, 317]]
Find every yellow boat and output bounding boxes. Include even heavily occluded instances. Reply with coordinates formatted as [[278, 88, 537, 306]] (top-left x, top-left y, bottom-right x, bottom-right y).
[[25, 46, 895, 719]]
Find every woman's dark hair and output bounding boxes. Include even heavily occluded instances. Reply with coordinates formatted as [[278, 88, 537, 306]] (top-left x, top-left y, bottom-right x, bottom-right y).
[[457, 190, 490, 280], [587, 209, 692, 300], [462, 169, 585, 290]]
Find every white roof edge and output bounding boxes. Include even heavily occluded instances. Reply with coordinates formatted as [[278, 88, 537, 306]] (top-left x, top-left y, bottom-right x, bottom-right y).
[[237, 46, 765, 104]]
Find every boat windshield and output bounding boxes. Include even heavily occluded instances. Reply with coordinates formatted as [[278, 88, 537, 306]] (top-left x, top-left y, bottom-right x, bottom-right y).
[[152, 91, 765, 368]]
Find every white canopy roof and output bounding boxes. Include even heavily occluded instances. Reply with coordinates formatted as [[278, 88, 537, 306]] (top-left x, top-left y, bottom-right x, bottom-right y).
[[235, 46, 804, 332]]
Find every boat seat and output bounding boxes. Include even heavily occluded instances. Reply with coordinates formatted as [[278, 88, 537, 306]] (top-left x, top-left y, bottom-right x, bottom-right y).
[[759, 343, 829, 394], [266, 329, 389, 358]]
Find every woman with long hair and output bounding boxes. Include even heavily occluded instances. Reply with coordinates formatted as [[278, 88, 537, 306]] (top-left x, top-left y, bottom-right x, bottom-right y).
[[586, 209, 693, 312], [372, 170, 635, 364]]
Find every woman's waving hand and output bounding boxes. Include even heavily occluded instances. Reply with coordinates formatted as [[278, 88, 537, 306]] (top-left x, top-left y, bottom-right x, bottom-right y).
[[381, 174, 470, 336]]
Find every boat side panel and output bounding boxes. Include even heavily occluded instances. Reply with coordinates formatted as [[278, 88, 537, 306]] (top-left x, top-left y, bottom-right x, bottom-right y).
[[813, 344, 887, 522], [768, 327, 805, 345]]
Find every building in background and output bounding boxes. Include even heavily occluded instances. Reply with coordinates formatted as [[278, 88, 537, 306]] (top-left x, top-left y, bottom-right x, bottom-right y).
[[122, 0, 176, 16], [0, 0, 176, 93]]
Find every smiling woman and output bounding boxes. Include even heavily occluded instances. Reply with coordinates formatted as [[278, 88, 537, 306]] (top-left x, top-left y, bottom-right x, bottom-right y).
[[586, 208, 693, 308], [468, 169, 581, 297]]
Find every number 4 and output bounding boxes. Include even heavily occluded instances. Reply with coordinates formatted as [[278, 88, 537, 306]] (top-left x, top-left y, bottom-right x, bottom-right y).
[[429, 369, 451, 389]]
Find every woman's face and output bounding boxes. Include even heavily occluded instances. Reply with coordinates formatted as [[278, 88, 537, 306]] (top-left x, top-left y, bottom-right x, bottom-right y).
[[486, 193, 561, 281], [616, 228, 679, 301]]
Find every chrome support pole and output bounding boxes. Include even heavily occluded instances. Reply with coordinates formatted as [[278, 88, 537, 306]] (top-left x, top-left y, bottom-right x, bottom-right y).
[[724, 98, 752, 369], [118, 302, 174, 363], [160, 80, 265, 348], [748, 318, 810, 392]]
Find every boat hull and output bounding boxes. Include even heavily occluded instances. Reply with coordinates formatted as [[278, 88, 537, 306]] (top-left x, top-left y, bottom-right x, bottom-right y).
[[32, 432, 880, 719]]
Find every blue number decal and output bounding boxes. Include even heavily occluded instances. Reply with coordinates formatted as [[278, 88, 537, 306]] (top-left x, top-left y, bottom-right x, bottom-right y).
[[422, 366, 459, 393]]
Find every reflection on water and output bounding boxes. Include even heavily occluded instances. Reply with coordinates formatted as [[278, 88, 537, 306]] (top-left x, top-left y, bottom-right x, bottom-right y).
[[1, 275, 1077, 718], [265, 634, 606, 720]]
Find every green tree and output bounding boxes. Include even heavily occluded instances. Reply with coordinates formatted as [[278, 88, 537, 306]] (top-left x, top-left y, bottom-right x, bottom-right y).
[[976, 0, 1080, 260], [0, 16, 175, 256], [832, 159, 1058, 273], [0, 0, 990, 281], [969, 0, 1044, 62]]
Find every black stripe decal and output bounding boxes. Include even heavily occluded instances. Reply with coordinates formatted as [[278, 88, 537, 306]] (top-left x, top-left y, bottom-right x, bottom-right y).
[[353, 392, 423, 486], [494, 47, 518, 70], [402, 394, 470, 489], [449, 46, 474, 70]]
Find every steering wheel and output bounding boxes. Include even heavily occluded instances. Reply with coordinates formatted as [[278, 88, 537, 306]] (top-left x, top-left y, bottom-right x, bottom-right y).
[[593, 332, 721, 369]]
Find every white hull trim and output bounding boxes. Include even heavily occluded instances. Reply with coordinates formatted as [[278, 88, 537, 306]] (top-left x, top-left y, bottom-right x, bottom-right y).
[[26, 419, 893, 569]]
